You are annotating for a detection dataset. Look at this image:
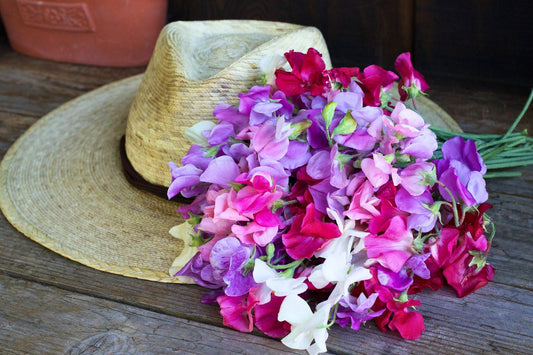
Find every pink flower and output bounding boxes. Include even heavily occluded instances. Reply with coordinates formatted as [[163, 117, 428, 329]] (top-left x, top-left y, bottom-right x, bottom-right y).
[[282, 203, 341, 260], [233, 172, 283, 218], [217, 293, 257, 332], [251, 118, 293, 161], [365, 216, 414, 273], [275, 48, 328, 96], [361, 153, 401, 189], [232, 209, 281, 246], [344, 180, 380, 222], [394, 52, 429, 101]]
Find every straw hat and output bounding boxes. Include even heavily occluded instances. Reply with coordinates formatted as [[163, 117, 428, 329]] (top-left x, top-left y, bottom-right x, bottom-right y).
[[0, 20, 461, 283]]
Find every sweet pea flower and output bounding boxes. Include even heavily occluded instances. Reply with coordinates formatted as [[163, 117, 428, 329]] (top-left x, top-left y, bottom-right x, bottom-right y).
[[356, 64, 399, 107], [252, 259, 308, 304], [282, 203, 342, 260], [399, 162, 435, 196], [394, 52, 430, 101], [275, 48, 328, 96], [167, 162, 204, 199], [365, 215, 414, 273], [361, 153, 401, 189], [435, 136, 488, 206], [252, 118, 293, 161], [199, 156, 241, 188], [344, 179, 380, 222], [183, 120, 216, 146], [278, 295, 331, 355], [209, 237, 256, 296], [336, 293, 385, 331]]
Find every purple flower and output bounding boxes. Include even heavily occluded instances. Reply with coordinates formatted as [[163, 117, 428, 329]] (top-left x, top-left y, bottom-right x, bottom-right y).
[[168, 162, 205, 199], [251, 118, 292, 161], [395, 187, 438, 233], [336, 293, 385, 331], [401, 127, 438, 160], [279, 140, 311, 170], [199, 156, 241, 187], [376, 265, 413, 292], [435, 136, 488, 206], [213, 103, 249, 132], [399, 162, 434, 196], [206, 121, 235, 145], [181, 144, 213, 170], [174, 252, 226, 289], [405, 253, 431, 279], [209, 237, 256, 296]]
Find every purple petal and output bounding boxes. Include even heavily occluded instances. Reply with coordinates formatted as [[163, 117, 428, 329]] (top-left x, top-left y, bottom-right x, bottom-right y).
[[200, 156, 240, 187]]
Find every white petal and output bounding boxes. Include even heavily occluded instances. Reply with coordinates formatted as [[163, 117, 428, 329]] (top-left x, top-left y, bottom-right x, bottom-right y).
[[252, 259, 276, 283], [184, 120, 216, 146], [268, 276, 308, 296], [168, 223, 198, 279], [278, 294, 312, 324]]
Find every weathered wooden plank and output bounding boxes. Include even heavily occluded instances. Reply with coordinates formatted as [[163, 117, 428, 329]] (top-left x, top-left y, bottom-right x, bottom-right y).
[[0, 49, 144, 117], [0, 274, 304, 354]]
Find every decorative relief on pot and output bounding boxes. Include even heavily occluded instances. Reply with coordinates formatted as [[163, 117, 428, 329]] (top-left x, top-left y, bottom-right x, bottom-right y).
[[16, 0, 95, 32]]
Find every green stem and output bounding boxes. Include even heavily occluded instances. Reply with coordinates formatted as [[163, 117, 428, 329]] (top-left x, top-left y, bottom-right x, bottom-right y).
[[503, 88, 533, 139], [485, 159, 533, 169], [484, 171, 522, 178]]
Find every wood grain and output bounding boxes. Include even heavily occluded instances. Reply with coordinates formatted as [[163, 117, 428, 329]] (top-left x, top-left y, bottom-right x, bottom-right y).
[[0, 274, 304, 355]]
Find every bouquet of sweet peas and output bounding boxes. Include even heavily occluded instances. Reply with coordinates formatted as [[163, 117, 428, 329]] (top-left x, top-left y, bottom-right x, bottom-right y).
[[167, 49, 498, 354]]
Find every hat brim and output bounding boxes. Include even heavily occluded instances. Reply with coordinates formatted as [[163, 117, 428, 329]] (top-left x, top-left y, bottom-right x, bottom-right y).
[[0, 74, 461, 283]]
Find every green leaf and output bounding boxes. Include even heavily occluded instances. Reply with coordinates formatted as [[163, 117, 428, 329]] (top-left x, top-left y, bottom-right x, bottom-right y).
[[332, 111, 357, 136], [321, 102, 337, 128], [289, 120, 312, 139]]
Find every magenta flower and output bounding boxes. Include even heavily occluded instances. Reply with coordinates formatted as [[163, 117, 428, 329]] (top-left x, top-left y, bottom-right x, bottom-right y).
[[282, 203, 341, 260], [217, 293, 256, 332], [365, 215, 414, 273], [394, 52, 429, 101], [275, 48, 328, 96], [356, 64, 399, 107]]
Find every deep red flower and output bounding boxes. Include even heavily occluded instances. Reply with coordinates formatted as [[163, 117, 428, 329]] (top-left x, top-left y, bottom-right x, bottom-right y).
[[443, 252, 495, 298], [356, 64, 399, 107], [394, 52, 430, 101], [327, 66, 360, 87], [275, 48, 328, 96], [388, 309, 425, 339], [282, 203, 341, 260], [253, 295, 291, 338]]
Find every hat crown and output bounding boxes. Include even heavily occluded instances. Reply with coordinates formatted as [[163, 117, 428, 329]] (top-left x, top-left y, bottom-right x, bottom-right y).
[[125, 20, 331, 187]]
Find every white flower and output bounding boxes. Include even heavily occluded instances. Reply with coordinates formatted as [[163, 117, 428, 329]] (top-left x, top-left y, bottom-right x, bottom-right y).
[[184, 120, 216, 146], [259, 54, 288, 86], [278, 294, 331, 355], [168, 222, 198, 283], [252, 259, 308, 304], [309, 209, 371, 290]]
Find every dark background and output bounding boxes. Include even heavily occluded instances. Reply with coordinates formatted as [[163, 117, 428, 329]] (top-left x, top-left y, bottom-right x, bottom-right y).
[[1, 0, 531, 87], [167, 0, 533, 87]]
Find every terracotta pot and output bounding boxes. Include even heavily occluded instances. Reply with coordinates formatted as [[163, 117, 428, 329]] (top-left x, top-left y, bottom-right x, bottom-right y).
[[0, 0, 168, 67]]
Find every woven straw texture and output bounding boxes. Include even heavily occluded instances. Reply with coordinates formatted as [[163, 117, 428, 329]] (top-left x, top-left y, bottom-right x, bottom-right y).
[[0, 75, 187, 283], [125, 20, 332, 187], [0, 20, 461, 283]]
